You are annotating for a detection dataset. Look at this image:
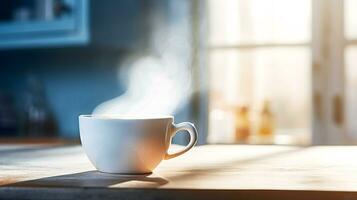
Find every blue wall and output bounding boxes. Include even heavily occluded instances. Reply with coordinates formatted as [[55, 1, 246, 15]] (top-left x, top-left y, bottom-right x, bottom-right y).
[[0, 47, 191, 142], [0, 49, 126, 137]]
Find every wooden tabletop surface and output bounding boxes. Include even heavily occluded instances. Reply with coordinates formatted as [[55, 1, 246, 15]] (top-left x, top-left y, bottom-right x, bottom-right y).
[[1, 144, 357, 200]]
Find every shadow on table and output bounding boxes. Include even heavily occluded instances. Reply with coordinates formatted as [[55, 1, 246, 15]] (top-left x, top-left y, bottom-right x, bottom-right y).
[[2, 146, 307, 190], [4, 170, 169, 188]]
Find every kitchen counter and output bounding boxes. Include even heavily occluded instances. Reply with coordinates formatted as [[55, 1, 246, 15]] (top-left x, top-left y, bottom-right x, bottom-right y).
[[1, 144, 357, 200]]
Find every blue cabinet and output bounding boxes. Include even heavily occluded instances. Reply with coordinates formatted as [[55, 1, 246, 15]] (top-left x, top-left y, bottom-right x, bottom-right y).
[[0, 0, 89, 49], [0, 0, 145, 50]]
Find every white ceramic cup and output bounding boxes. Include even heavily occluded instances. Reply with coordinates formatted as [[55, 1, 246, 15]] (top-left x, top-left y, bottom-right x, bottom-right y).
[[79, 115, 198, 174]]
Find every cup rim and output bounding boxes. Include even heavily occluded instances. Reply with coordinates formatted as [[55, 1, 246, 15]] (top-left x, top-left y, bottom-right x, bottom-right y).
[[79, 114, 174, 120]]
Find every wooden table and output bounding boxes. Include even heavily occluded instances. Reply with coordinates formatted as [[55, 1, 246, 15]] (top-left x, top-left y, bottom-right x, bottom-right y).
[[1, 144, 357, 200]]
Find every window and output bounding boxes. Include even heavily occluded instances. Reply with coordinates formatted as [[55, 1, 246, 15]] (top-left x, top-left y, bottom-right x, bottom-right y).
[[207, 0, 312, 144], [206, 0, 357, 145]]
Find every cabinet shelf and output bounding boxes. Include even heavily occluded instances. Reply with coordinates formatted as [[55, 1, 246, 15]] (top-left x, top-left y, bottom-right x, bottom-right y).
[[0, 0, 88, 49]]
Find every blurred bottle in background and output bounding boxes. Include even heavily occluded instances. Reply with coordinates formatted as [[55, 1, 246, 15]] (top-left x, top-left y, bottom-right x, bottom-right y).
[[0, 91, 18, 136], [234, 106, 250, 143], [24, 75, 57, 137], [257, 100, 274, 143]]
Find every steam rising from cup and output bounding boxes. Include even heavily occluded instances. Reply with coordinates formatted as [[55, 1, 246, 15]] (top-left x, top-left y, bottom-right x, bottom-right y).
[[93, 1, 192, 117]]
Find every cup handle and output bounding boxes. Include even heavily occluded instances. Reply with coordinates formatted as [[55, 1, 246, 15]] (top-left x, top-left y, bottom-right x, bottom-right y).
[[164, 122, 198, 160]]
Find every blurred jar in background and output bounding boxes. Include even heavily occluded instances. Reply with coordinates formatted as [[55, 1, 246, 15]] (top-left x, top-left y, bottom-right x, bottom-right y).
[[24, 75, 57, 137], [234, 106, 250, 143], [0, 91, 18, 136]]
